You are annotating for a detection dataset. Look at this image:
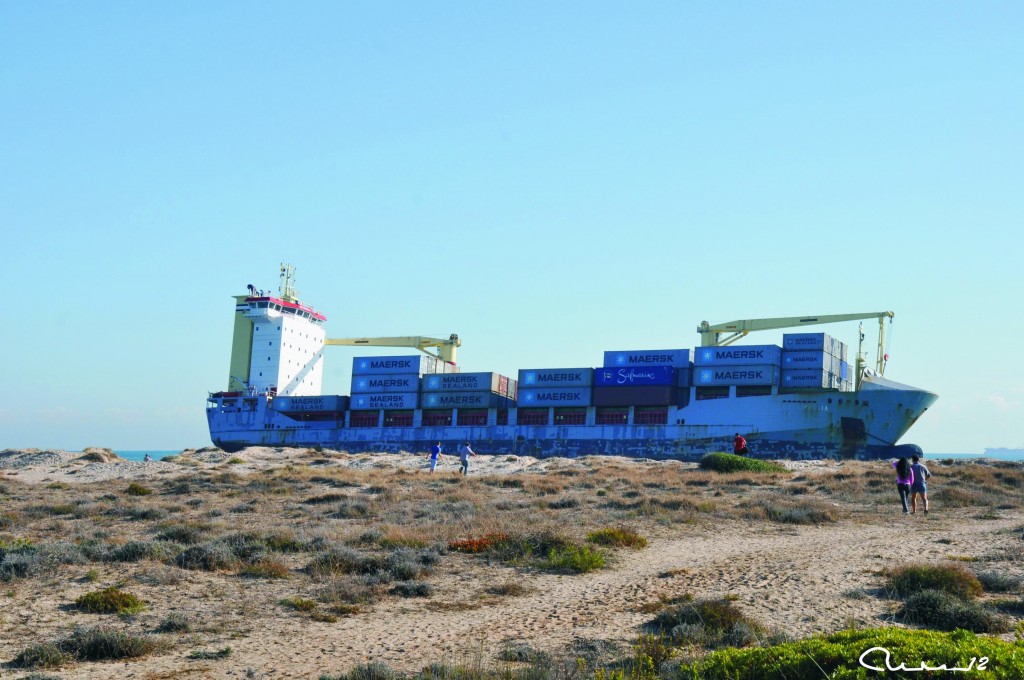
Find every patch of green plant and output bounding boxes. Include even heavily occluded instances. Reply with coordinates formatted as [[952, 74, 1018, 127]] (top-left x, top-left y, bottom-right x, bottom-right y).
[[649, 596, 766, 649], [586, 527, 648, 549], [60, 625, 161, 660], [280, 596, 318, 612], [157, 612, 193, 632], [541, 545, 606, 573], [680, 627, 1024, 679], [126, 482, 154, 496], [390, 581, 433, 598], [227, 457, 245, 464], [699, 452, 787, 474], [9, 643, 72, 669], [886, 563, 983, 600], [75, 586, 145, 615], [240, 558, 291, 580], [899, 589, 1011, 633], [320, 661, 397, 680], [175, 542, 238, 571], [975, 569, 1022, 593]]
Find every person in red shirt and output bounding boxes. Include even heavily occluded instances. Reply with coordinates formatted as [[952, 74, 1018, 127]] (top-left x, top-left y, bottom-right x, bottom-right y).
[[733, 433, 749, 455]]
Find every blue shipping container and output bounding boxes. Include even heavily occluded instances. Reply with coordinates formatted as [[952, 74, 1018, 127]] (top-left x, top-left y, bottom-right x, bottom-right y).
[[517, 388, 591, 407], [780, 369, 830, 389], [352, 355, 438, 375], [783, 333, 832, 352], [420, 392, 504, 409], [696, 365, 779, 386], [676, 367, 693, 388], [350, 392, 419, 410], [594, 366, 675, 387], [351, 373, 420, 394], [782, 351, 830, 370], [518, 368, 593, 388], [694, 345, 782, 367], [272, 395, 346, 412], [422, 372, 502, 393], [603, 348, 694, 368]]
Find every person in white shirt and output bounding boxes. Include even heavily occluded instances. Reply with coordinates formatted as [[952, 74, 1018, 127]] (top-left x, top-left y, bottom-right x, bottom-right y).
[[459, 442, 476, 476]]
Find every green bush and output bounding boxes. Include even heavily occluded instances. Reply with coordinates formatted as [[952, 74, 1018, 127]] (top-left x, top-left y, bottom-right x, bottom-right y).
[[586, 527, 649, 549], [699, 452, 787, 474], [899, 589, 1011, 633], [60, 626, 160, 660], [75, 586, 146, 615], [681, 627, 1024, 679], [886, 563, 984, 600], [126, 483, 153, 496], [650, 597, 766, 649], [9, 643, 71, 669], [541, 545, 606, 573]]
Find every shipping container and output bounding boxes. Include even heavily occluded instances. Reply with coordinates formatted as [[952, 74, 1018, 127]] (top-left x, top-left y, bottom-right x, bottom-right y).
[[439, 361, 459, 374], [592, 385, 675, 407], [351, 373, 420, 394], [553, 408, 587, 425], [694, 345, 782, 366], [383, 410, 414, 427], [498, 375, 509, 396], [839, 342, 848, 362], [420, 392, 505, 409], [594, 365, 675, 387], [595, 407, 628, 425], [603, 348, 694, 368], [350, 392, 419, 410], [634, 407, 668, 425], [695, 365, 780, 386], [422, 372, 503, 393], [781, 351, 830, 370], [675, 367, 693, 387], [352, 355, 438, 376], [782, 332, 833, 353], [780, 369, 830, 389], [518, 368, 593, 388], [507, 379, 518, 400], [272, 395, 347, 412], [456, 409, 488, 426], [517, 388, 591, 407]]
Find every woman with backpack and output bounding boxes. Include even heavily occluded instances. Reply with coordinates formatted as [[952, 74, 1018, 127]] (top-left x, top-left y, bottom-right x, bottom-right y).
[[892, 457, 915, 515]]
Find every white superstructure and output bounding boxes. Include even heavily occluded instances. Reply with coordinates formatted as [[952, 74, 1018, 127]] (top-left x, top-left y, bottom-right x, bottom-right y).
[[241, 298, 326, 396]]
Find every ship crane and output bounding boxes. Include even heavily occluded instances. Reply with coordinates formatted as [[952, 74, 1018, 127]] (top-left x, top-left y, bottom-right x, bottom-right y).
[[324, 333, 461, 364], [697, 311, 894, 389]]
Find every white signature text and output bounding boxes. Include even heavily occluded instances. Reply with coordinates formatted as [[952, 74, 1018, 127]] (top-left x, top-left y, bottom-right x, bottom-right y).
[[859, 647, 989, 673]]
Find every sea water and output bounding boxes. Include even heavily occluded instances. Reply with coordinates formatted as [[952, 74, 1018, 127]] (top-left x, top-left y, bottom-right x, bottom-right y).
[[115, 450, 181, 462]]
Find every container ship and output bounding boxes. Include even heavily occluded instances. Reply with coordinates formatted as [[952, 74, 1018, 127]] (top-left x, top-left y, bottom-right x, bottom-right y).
[[207, 266, 937, 460]]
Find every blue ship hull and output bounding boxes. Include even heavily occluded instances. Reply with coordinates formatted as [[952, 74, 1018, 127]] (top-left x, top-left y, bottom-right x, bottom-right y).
[[206, 374, 936, 461]]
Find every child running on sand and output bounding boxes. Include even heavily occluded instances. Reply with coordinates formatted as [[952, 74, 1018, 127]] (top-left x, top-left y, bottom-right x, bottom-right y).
[[893, 457, 915, 515]]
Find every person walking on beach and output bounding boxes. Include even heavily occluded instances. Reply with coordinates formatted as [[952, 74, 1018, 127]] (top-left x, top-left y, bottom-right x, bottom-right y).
[[733, 433, 749, 456], [428, 441, 442, 473], [143, 453, 153, 462], [910, 455, 931, 515], [893, 457, 915, 514], [459, 441, 476, 476]]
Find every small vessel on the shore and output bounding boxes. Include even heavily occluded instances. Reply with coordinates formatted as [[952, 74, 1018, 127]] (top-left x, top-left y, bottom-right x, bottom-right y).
[[207, 266, 937, 459]]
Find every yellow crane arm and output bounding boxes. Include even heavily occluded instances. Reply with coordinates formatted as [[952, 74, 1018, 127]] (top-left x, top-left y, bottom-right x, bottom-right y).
[[697, 311, 895, 383], [324, 334, 461, 363]]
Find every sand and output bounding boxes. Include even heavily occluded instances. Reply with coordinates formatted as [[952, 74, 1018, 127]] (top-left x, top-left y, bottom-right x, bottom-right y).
[[0, 447, 1020, 679]]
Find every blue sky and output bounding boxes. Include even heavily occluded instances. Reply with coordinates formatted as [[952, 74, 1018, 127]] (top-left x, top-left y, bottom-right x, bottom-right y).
[[1, 3, 1021, 453]]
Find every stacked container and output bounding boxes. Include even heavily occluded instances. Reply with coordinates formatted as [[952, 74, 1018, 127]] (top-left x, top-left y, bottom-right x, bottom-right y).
[[349, 354, 437, 411], [517, 368, 593, 407], [593, 349, 693, 407], [780, 333, 852, 392], [420, 372, 512, 410], [693, 344, 782, 387]]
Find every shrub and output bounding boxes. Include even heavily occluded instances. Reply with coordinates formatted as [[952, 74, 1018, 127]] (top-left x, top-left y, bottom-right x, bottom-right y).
[[9, 643, 71, 669], [899, 589, 1011, 633], [175, 542, 238, 571], [105, 540, 181, 563], [486, 581, 535, 597], [280, 597, 318, 612], [886, 563, 983, 600], [157, 612, 193, 632], [316, 578, 376, 606], [155, 523, 211, 545], [188, 647, 233, 659], [60, 625, 160, 660], [681, 627, 1024, 679], [448, 532, 510, 554], [975, 570, 1022, 593], [126, 483, 154, 496], [541, 545, 605, 573], [390, 581, 433, 598], [241, 558, 291, 579], [321, 661, 397, 680], [75, 587, 146, 615], [586, 527, 648, 549], [699, 453, 787, 474], [651, 597, 765, 649]]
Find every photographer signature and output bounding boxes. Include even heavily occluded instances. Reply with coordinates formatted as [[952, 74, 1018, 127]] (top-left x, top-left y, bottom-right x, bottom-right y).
[[860, 647, 989, 672]]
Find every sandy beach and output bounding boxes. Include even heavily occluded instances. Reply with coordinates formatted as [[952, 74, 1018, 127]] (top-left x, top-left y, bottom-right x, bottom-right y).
[[1, 447, 1021, 678]]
